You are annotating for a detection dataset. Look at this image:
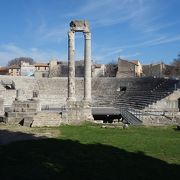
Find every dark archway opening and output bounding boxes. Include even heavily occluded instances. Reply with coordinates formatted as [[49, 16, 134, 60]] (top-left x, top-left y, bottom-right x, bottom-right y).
[[93, 114, 122, 123], [120, 86, 127, 91]]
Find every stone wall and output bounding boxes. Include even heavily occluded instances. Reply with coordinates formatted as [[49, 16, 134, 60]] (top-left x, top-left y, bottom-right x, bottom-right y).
[[145, 89, 180, 112], [0, 76, 179, 111], [32, 112, 62, 127], [0, 98, 4, 116], [142, 63, 174, 77], [49, 60, 84, 77], [116, 59, 135, 78], [7, 99, 40, 125]]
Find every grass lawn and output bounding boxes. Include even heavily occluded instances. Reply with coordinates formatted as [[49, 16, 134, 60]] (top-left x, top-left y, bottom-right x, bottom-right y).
[[0, 124, 180, 180]]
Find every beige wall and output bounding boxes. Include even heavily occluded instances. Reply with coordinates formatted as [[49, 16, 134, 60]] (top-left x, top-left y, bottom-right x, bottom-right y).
[[35, 66, 49, 71], [135, 61, 143, 77], [9, 68, 20, 76], [116, 59, 143, 78], [92, 64, 106, 77], [143, 63, 166, 77], [116, 59, 135, 78]]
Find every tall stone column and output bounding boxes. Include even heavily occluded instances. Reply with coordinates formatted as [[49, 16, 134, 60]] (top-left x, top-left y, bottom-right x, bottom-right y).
[[84, 32, 92, 102], [67, 31, 76, 101]]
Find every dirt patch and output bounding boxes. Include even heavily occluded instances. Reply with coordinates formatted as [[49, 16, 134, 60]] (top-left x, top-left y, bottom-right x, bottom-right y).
[[0, 123, 60, 145]]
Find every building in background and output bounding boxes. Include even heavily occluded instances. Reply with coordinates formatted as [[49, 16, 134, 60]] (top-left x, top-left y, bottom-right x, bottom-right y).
[[8, 65, 20, 76], [49, 60, 61, 77], [49, 60, 85, 77], [34, 63, 49, 78], [49, 60, 68, 77], [0, 67, 9, 75], [142, 62, 174, 78], [116, 58, 143, 78], [20, 61, 35, 76], [92, 64, 106, 77]]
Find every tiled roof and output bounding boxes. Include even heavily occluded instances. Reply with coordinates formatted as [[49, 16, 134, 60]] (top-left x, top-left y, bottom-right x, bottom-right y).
[[35, 63, 49, 67], [131, 60, 139, 66], [0, 67, 9, 72]]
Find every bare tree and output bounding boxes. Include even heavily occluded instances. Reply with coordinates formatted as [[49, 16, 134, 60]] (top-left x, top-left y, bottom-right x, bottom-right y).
[[105, 60, 118, 77], [172, 53, 180, 76], [7, 57, 35, 67]]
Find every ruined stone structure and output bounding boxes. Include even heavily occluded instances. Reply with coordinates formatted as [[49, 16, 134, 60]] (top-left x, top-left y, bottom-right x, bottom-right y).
[[92, 64, 106, 77], [64, 20, 93, 123], [0, 21, 179, 126], [0, 75, 179, 126], [142, 62, 174, 78], [49, 60, 85, 78], [7, 89, 41, 126]]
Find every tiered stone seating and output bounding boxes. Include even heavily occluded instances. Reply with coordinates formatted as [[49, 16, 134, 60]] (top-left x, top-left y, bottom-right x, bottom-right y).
[[0, 76, 36, 107], [0, 76, 179, 111], [114, 78, 179, 109], [92, 78, 120, 107], [92, 77, 179, 110], [37, 78, 68, 108]]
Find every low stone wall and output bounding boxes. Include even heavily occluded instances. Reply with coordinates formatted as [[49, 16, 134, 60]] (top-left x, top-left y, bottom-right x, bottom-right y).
[[32, 112, 62, 127], [142, 115, 178, 125], [7, 99, 40, 125], [145, 90, 180, 112]]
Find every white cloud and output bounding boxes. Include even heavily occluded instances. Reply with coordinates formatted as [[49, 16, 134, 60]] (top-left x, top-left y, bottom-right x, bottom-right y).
[[152, 35, 180, 45], [0, 44, 64, 66], [66, 0, 148, 28], [111, 35, 180, 50], [120, 52, 141, 59], [143, 21, 180, 33], [25, 18, 68, 44]]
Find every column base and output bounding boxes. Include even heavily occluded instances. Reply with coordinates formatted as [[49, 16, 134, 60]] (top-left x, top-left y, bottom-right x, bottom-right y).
[[67, 97, 76, 102], [83, 98, 92, 104], [62, 100, 94, 125]]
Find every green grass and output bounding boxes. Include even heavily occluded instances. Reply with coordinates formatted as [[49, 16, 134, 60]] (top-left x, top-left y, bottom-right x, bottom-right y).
[[0, 124, 180, 180], [59, 124, 180, 164]]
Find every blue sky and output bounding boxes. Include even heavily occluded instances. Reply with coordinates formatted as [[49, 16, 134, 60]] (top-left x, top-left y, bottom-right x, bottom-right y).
[[0, 0, 180, 66]]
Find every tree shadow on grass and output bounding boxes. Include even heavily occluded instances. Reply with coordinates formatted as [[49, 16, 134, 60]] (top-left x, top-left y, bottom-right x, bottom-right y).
[[0, 129, 179, 180]]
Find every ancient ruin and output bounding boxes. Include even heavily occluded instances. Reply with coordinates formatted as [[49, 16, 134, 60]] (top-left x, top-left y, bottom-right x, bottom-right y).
[[64, 20, 93, 123], [0, 20, 179, 127], [2, 20, 94, 126]]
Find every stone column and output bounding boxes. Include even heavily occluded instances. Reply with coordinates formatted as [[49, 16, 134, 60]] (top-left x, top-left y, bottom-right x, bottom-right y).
[[67, 30, 76, 101], [15, 89, 24, 101], [84, 32, 91, 102]]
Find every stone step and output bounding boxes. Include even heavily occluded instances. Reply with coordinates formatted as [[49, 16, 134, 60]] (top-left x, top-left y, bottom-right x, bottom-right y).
[[31, 112, 62, 127]]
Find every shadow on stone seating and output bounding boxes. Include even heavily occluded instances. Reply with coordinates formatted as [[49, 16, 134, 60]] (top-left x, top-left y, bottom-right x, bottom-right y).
[[0, 130, 179, 180]]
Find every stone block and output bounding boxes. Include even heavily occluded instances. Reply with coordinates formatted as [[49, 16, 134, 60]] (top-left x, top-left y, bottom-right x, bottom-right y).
[[23, 117, 34, 127], [62, 100, 94, 124], [70, 20, 90, 32], [32, 112, 62, 127]]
